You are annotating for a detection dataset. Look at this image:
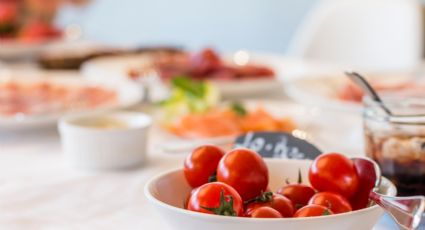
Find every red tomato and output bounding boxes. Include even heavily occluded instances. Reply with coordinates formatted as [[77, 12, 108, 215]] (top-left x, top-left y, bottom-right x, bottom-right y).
[[0, 1, 17, 23], [309, 153, 359, 199], [245, 192, 294, 217], [217, 148, 268, 201], [350, 158, 377, 210], [308, 192, 352, 214], [277, 184, 315, 210], [187, 182, 243, 216], [184, 145, 225, 188], [293, 204, 334, 217], [184, 188, 198, 209], [250, 207, 283, 218]]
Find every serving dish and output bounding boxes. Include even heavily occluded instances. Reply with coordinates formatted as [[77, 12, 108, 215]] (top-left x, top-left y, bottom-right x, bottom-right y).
[[285, 72, 424, 113], [145, 158, 397, 230], [82, 50, 284, 98], [154, 99, 316, 154], [0, 70, 143, 130], [0, 39, 64, 60], [37, 42, 182, 70]]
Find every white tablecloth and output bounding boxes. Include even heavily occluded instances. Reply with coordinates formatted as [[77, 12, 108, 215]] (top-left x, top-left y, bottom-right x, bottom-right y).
[[0, 123, 403, 230], [0, 127, 177, 230]]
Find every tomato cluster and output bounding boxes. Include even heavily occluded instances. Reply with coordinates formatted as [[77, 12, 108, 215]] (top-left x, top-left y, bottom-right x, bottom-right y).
[[183, 146, 369, 218]]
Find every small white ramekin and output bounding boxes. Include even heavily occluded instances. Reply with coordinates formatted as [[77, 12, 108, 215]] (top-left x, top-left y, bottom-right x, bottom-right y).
[[58, 111, 152, 170]]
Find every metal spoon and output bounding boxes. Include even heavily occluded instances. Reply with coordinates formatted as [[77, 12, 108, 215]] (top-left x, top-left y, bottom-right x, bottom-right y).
[[344, 72, 393, 115], [345, 72, 425, 124], [352, 157, 425, 230]]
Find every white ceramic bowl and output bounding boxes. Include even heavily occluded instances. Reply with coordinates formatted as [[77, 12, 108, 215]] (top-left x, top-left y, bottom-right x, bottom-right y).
[[145, 159, 396, 230], [58, 111, 152, 170]]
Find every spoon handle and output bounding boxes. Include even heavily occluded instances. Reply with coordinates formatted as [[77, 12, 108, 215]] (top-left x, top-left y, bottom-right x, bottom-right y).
[[344, 72, 393, 115], [369, 191, 425, 229]]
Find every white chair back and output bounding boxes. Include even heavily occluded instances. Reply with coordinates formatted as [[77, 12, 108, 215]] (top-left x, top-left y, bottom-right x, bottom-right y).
[[287, 0, 423, 72]]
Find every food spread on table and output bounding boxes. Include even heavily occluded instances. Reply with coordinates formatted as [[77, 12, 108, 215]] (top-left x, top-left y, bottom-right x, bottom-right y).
[[158, 77, 295, 138], [183, 145, 370, 218], [2, 1, 425, 229], [0, 0, 61, 43], [127, 48, 275, 81], [0, 81, 117, 117]]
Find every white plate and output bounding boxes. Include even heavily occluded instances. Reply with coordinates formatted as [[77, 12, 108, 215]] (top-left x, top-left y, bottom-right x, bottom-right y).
[[244, 52, 341, 81], [81, 52, 340, 99], [285, 72, 417, 113], [151, 99, 361, 155], [151, 100, 311, 154], [217, 52, 343, 97], [0, 39, 66, 60], [0, 70, 143, 131]]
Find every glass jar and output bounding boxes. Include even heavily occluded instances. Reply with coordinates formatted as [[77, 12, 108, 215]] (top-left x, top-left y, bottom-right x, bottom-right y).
[[363, 96, 425, 196]]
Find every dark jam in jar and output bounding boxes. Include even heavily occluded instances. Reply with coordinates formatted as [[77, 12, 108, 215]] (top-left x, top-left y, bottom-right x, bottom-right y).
[[364, 130, 425, 196]]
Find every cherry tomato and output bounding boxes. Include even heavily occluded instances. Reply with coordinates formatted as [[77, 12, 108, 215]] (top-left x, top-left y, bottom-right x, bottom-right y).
[[217, 148, 268, 201], [184, 188, 198, 209], [293, 204, 334, 217], [184, 145, 225, 188], [308, 192, 352, 214], [250, 207, 283, 218], [277, 184, 315, 210], [245, 192, 294, 217], [309, 153, 359, 199], [187, 182, 243, 216], [350, 158, 377, 210]]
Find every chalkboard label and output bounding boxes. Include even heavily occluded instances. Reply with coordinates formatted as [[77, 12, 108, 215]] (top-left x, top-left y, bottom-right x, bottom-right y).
[[234, 132, 322, 160]]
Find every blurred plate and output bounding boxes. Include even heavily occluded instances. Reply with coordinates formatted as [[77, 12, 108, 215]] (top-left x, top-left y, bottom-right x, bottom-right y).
[[0, 39, 65, 60], [151, 99, 321, 154], [0, 70, 143, 131], [81, 51, 339, 99], [151, 99, 363, 156], [285, 72, 417, 113]]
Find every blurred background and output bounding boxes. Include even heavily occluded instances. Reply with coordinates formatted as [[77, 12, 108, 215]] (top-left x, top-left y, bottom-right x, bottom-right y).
[[4, 0, 423, 71], [1, 0, 425, 229], [56, 0, 314, 52], [56, 0, 425, 53]]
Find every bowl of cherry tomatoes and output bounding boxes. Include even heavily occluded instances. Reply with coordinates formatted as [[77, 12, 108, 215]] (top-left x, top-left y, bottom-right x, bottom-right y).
[[145, 146, 396, 230]]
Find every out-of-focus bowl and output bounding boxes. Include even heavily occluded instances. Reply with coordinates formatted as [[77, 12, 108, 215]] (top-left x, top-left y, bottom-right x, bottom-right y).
[[59, 111, 152, 170], [145, 158, 396, 230]]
